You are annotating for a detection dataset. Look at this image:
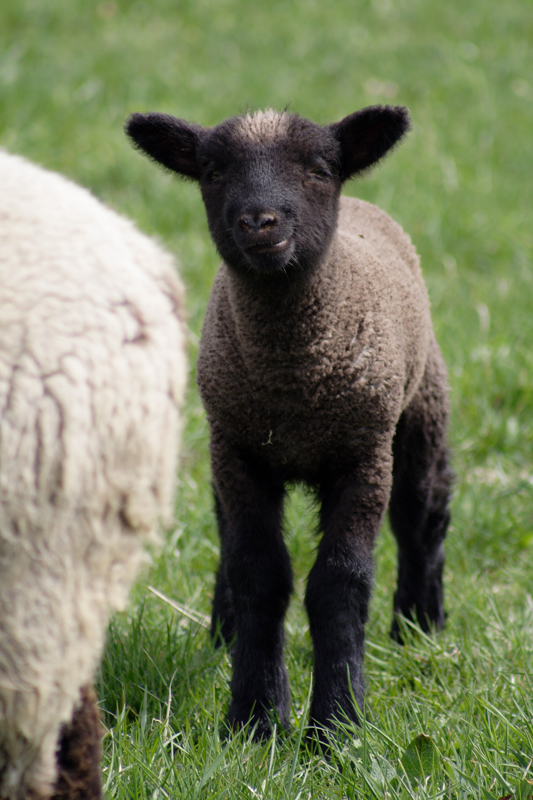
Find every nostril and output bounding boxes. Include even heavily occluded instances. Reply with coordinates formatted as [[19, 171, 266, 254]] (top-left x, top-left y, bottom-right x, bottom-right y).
[[257, 213, 278, 230], [238, 214, 254, 232], [238, 212, 279, 233]]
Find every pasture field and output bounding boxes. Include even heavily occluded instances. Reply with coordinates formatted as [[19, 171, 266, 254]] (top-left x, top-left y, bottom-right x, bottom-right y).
[[1, 0, 532, 796]]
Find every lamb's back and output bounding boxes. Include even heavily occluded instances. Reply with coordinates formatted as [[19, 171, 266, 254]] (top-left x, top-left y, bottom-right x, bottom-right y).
[[337, 195, 423, 282]]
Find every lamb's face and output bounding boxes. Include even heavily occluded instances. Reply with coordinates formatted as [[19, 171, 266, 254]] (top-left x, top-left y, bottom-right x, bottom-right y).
[[196, 111, 342, 275], [126, 105, 410, 276]]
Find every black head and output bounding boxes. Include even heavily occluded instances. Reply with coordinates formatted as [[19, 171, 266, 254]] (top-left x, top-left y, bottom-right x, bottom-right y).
[[126, 106, 410, 278]]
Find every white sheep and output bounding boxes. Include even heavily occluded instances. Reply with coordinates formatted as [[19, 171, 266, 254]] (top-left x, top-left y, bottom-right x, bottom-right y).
[[0, 150, 187, 800]]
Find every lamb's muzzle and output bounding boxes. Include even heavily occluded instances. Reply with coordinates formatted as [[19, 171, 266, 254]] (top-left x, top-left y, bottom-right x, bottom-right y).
[[238, 211, 279, 233], [234, 208, 293, 264]]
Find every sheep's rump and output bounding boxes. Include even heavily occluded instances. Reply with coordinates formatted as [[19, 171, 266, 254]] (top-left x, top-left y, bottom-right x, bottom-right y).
[[0, 151, 187, 799]]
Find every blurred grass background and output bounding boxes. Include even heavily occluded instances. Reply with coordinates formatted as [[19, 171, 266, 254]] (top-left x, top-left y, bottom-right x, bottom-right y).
[[1, 0, 533, 797]]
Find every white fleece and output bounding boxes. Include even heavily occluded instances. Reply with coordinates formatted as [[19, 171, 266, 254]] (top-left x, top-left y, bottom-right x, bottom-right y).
[[0, 151, 187, 799]]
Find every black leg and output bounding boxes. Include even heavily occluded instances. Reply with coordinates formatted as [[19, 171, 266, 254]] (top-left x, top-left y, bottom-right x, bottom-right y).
[[211, 489, 236, 646], [210, 442, 293, 738], [51, 684, 102, 800], [389, 343, 452, 639], [305, 446, 392, 736]]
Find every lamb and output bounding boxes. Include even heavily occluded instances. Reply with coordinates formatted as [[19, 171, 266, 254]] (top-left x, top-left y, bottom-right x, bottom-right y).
[[0, 150, 187, 800], [126, 105, 452, 741]]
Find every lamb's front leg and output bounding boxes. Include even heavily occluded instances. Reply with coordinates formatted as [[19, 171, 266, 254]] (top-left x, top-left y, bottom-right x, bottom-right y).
[[211, 440, 293, 738], [305, 450, 392, 737], [210, 488, 237, 646]]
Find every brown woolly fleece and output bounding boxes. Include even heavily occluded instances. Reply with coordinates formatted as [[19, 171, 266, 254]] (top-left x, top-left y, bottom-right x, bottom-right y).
[[197, 196, 444, 484]]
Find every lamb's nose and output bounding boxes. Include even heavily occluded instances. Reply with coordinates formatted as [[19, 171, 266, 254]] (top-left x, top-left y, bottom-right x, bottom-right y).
[[238, 212, 278, 234]]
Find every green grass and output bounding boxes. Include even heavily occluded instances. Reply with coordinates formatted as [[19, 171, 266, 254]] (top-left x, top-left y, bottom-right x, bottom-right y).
[[2, 0, 533, 796]]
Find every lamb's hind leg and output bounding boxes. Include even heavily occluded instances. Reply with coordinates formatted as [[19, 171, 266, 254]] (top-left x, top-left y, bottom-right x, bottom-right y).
[[389, 343, 452, 639], [210, 439, 293, 738]]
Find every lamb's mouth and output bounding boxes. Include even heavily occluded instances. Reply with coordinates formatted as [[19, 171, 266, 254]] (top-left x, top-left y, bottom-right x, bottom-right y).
[[246, 239, 289, 255]]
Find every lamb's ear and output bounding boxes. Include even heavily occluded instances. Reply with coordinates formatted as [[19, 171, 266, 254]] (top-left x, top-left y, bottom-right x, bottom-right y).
[[329, 105, 411, 181], [125, 113, 205, 180]]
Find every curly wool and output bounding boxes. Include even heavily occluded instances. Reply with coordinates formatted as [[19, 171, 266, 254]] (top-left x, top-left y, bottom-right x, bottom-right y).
[[198, 196, 434, 475], [0, 151, 187, 800]]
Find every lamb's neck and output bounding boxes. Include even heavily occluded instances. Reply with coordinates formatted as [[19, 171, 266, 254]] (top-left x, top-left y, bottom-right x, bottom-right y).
[[225, 235, 343, 346]]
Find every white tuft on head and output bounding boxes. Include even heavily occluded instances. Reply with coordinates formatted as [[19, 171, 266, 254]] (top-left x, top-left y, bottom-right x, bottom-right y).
[[236, 109, 291, 143]]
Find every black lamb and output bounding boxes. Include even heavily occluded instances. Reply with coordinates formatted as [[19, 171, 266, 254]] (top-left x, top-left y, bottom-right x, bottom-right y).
[[126, 105, 453, 741]]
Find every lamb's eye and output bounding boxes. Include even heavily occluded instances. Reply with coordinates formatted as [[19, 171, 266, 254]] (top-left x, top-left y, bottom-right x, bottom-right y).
[[205, 169, 222, 183], [308, 165, 332, 180]]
